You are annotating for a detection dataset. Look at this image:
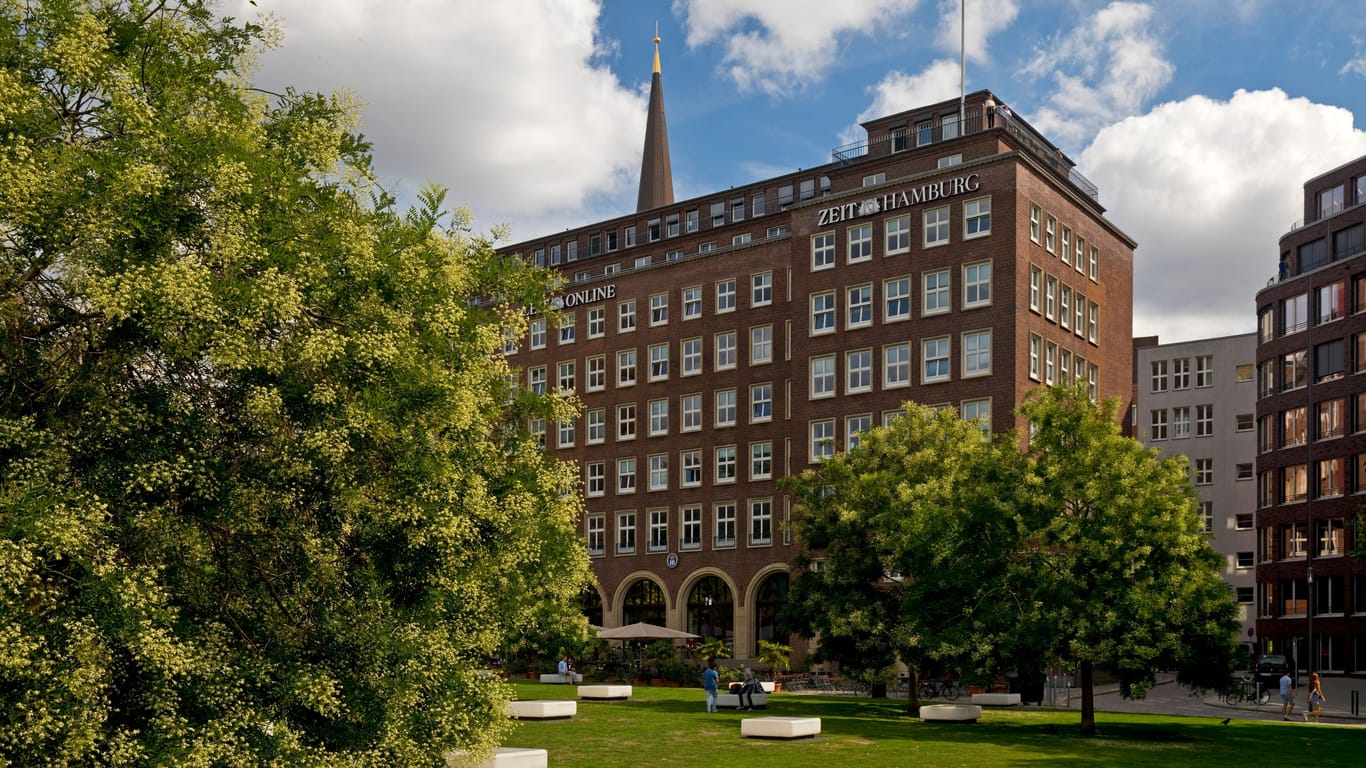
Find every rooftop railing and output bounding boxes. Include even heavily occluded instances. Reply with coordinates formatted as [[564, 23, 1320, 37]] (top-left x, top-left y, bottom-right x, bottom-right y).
[[831, 107, 1099, 202]]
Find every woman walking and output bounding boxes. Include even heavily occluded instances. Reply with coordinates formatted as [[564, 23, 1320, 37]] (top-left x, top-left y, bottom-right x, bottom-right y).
[[1304, 673, 1326, 722]]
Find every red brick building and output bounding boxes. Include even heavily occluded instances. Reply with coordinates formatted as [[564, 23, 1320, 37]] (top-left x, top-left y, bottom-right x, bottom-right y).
[[1254, 154, 1366, 677], [502, 75, 1135, 659]]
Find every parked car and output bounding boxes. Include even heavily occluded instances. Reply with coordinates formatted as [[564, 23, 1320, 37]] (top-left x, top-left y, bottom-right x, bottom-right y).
[[1253, 654, 1295, 689]]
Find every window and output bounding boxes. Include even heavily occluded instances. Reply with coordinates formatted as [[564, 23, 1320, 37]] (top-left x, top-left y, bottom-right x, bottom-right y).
[[1281, 349, 1308, 390], [750, 325, 773, 365], [846, 349, 873, 393], [1029, 266, 1041, 312], [1029, 204, 1041, 243], [558, 313, 575, 344], [709, 201, 725, 227], [729, 196, 745, 223], [681, 394, 701, 432], [1236, 462, 1254, 480], [778, 184, 794, 209], [558, 361, 575, 392], [810, 419, 835, 462], [1045, 341, 1056, 385], [1235, 513, 1253, 530], [648, 343, 669, 381], [811, 232, 835, 270], [1045, 216, 1056, 253], [884, 342, 911, 388], [1195, 404, 1213, 437], [731, 233, 751, 246], [811, 291, 836, 333], [924, 205, 950, 246], [1283, 293, 1308, 335], [715, 331, 737, 370], [1171, 357, 1190, 390], [681, 506, 701, 550], [916, 120, 933, 146], [715, 445, 737, 484], [941, 112, 959, 139], [616, 349, 636, 387], [891, 126, 909, 152], [586, 515, 604, 555], [681, 449, 702, 487], [617, 457, 636, 494], [751, 441, 773, 480], [683, 286, 702, 320], [649, 398, 668, 436], [616, 512, 636, 554], [962, 399, 991, 432], [1150, 360, 1168, 392], [1029, 334, 1041, 381], [1319, 281, 1345, 324], [963, 261, 991, 308], [750, 500, 772, 545], [1172, 406, 1190, 439], [1194, 355, 1213, 387], [682, 337, 702, 376], [962, 330, 991, 377], [715, 389, 737, 428], [811, 354, 836, 398], [863, 172, 885, 187], [558, 419, 575, 448], [1075, 236, 1086, 274], [846, 284, 873, 328], [566, 240, 578, 261], [1318, 458, 1345, 497], [586, 462, 605, 496], [1045, 276, 1057, 321], [964, 196, 990, 237], [1150, 409, 1168, 440], [752, 272, 772, 306], [750, 383, 772, 422], [1089, 247, 1099, 281], [1318, 183, 1345, 219], [1194, 458, 1213, 485], [846, 414, 872, 450], [752, 194, 766, 217], [648, 509, 668, 552], [714, 504, 736, 547], [587, 307, 605, 338], [885, 277, 911, 322], [1317, 518, 1345, 557], [1060, 227, 1071, 265], [1237, 363, 1253, 382], [1059, 286, 1071, 330], [1316, 339, 1345, 381], [716, 279, 736, 313], [616, 403, 636, 441], [885, 215, 910, 254], [923, 336, 950, 383], [923, 269, 950, 315], [1283, 406, 1308, 447], [1318, 399, 1344, 440], [587, 409, 605, 444], [646, 295, 668, 328], [1236, 551, 1254, 569], [848, 224, 873, 262], [530, 318, 546, 349], [1087, 301, 1099, 343]]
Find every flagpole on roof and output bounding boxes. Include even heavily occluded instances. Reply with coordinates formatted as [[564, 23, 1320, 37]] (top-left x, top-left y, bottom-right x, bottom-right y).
[[959, 0, 966, 127]]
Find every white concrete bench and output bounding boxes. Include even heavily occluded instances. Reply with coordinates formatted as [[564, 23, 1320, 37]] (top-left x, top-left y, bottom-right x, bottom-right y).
[[920, 704, 982, 723], [716, 692, 768, 709], [760, 681, 777, 693], [444, 746, 547, 768], [741, 716, 821, 740], [577, 684, 632, 701], [971, 692, 1021, 706], [538, 672, 581, 684], [505, 700, 576, 720]]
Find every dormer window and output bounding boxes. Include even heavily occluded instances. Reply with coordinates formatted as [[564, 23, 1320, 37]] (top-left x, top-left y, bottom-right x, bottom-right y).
[[891, 126, 908, 152]]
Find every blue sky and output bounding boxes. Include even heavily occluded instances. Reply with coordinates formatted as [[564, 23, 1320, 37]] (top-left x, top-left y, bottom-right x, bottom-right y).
[[236, 0, 1366, 343]]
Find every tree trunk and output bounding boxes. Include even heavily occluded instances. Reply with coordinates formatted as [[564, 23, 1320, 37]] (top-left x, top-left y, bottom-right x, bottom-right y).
[[1079, 660, 1096, 736], [907, 668, 921, 714]]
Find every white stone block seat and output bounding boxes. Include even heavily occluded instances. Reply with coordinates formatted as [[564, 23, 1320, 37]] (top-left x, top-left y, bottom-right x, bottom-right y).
[[741, 716, 821, 740], [920, 704, 982, 723], [538, 672, 582, 684], [971, 693, 1021, 706], [505, 700, 577, 719], [760, 681, 777, 693], [444, 746, 547, 768], [577, 684, 632, 701], [716, 692, 768, 709]]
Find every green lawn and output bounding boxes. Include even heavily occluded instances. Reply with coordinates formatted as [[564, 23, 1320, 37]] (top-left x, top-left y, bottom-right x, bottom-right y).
[[500, 682, 1359, 767]]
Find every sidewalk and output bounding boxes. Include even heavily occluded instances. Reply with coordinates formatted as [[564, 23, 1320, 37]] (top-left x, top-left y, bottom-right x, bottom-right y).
[[1209, 674, 1366, 723]]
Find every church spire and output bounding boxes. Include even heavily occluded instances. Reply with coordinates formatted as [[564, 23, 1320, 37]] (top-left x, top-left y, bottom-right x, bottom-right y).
[[636, 26, 674, 212]]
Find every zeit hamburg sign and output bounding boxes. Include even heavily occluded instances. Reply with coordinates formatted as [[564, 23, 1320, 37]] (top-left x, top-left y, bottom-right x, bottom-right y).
[[817, 173, 981, 227]]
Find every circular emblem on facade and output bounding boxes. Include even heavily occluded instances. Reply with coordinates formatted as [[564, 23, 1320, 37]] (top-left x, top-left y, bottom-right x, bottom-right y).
[[666, 552, 679, 569], [858, 198, 881, 216]]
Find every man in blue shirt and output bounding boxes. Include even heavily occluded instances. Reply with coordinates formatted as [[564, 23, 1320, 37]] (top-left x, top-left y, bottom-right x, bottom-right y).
[[1279, 671, 1295, 720], [703, 659, 719, 713]]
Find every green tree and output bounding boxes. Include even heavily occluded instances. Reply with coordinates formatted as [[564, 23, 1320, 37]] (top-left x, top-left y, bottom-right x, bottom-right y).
[[0, 1, 589, 764], [1013, 386, 1241, 734], [781, 404, 1007, 705]]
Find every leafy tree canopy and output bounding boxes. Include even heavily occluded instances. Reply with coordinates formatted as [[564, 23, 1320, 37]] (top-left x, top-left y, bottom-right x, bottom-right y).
[[0, 1, 589, 764]]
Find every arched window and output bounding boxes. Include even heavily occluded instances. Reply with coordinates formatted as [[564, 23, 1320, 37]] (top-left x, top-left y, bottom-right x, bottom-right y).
[[686, 575, 734, 643], [622, 579, 665, 626], [753, 572, 789, 655]]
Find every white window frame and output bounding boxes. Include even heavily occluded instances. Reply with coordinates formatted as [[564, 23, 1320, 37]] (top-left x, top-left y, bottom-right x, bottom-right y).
[[682, 337, 702, 376], [715, 388, 737, 428], [681, 393, 702, 432], [750, 324, 773, 365], [884, 342, 910, 388], [964, 196, 991, 238], [811, 231, 836, 271], [923, 269, 950, 316], [846, 348, 873, 393], [962, 329, 991, 378], [884, 276, 911, 322], [714, 330, 737, 370], [963, 261, 991, 308], [922, 336, 950, 383], [811, 291, 836, 334], [811, 354, 836, 399], [847, 223, 873, 263], [846, 284, 873, 328], [885, 215, 910, 254], [923, 205, 950, 247]]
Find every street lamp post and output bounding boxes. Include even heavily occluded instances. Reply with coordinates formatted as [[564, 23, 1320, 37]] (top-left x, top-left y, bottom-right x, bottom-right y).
[[1306, 564, 1314, 678]]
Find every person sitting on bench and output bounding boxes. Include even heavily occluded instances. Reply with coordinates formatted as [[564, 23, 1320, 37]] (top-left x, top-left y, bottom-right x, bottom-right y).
[[736, 667, 763, 710]]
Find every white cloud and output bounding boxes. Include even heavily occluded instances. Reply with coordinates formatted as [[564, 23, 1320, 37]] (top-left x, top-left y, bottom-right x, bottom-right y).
[[231, 0, 645, 241], [933, 0, 1019, 61], [672, 0, 923, 97], [1082, 89, 1366, 344], [1022, 1, 1173, 150], [838, 59, 963, 146], [1342, 37, 1366, 77]]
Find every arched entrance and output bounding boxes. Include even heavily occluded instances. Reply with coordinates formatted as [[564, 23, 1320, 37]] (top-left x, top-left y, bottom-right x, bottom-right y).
[[621, 578, 666, 626], [752, 572, 789, 656], [687, 575, 734, 643], [581, 587, 604, 627]]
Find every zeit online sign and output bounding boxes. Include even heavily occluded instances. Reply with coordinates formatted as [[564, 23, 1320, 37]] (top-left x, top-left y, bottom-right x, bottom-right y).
[[817, 173, 981, 227]]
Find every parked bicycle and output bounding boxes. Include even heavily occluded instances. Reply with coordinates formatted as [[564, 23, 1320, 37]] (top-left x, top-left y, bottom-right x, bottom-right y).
[[918, 677, 961, 701], [1222, 674, 1269, 706]]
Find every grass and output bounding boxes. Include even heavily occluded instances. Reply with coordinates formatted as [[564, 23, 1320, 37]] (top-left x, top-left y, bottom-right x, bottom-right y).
[[501, 682, 1359, 767]]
